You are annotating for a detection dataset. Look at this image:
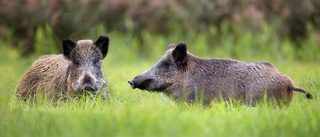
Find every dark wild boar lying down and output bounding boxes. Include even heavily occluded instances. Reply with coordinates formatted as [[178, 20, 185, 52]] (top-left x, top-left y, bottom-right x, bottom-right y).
[[128, 43, 312, 106], [16, 35, 109, 101]]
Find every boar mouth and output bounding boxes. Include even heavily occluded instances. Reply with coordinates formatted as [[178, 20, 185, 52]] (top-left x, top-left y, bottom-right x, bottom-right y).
[[77, 90, 96, 95], [77, 84, 98, 95], [138, 86, 168, 92], [147, 83, 173, 92], [152, 86, 168, 92]]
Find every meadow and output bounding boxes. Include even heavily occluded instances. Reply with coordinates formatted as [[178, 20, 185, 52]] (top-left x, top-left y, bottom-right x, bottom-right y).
[[0, 24, 319, 137]]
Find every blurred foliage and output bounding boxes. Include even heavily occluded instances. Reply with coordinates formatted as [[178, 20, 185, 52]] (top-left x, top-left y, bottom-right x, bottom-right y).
[[0, 0, 319, 56], [1, 23, 319, 64]]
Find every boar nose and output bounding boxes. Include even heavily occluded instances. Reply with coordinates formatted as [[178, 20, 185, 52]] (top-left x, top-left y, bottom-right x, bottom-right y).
[[128, 76, 151, 90], [128, 80, 136, 89], [84, 83, 95, 91], [83, 75, 96, 91]]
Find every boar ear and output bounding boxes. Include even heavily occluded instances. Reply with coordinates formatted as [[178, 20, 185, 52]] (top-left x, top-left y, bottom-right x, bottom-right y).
[[172, 42, 187, 65], [167, 44, 175, 50], [62, 39, 76, 59], [95, 35, 109, 59]]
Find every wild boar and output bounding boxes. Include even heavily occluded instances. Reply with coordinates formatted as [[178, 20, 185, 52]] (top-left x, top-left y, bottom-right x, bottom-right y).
[[16, 35, 110, 101], [128, 43, 312, 106]]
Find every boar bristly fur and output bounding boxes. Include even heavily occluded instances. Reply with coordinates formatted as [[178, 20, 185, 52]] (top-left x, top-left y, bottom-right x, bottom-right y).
[[129, 43, 312, 106], [16, 35, 109, 100]]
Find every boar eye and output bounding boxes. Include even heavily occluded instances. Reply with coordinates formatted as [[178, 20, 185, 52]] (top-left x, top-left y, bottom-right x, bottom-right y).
[[160, 62, 169, 67], [74, 60, 80, 66], [93, 59, 100, 67], [159, 62, 170, 72]]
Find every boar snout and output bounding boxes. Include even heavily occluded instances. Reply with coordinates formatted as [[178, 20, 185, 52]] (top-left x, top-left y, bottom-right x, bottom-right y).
[[128, 80, 136, 89], [82, 74, 97, 92], [84, 83, 95, 91], [128, 76, 152, 90]]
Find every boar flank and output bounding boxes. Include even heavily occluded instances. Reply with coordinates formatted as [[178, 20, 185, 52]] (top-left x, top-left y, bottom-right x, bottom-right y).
[[128, 43, 312, 106], [16, 35, 110, 101]]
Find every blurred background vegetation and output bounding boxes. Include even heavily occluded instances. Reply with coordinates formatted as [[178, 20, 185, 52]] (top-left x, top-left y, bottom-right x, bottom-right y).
[[0, 0, 319, 61]]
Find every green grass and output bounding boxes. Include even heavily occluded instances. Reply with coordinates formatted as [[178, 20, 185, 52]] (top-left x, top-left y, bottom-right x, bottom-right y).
[[0, 24, 320, 137]]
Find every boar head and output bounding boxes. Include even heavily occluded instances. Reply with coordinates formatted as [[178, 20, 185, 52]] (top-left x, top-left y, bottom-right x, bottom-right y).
[[63, 35, 109, 95], [128, 43, 188, 93]]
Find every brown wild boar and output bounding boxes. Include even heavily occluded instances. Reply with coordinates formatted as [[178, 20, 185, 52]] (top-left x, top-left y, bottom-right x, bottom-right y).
[[16, 35, 109, 100], [128, 43, 312, 106]]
